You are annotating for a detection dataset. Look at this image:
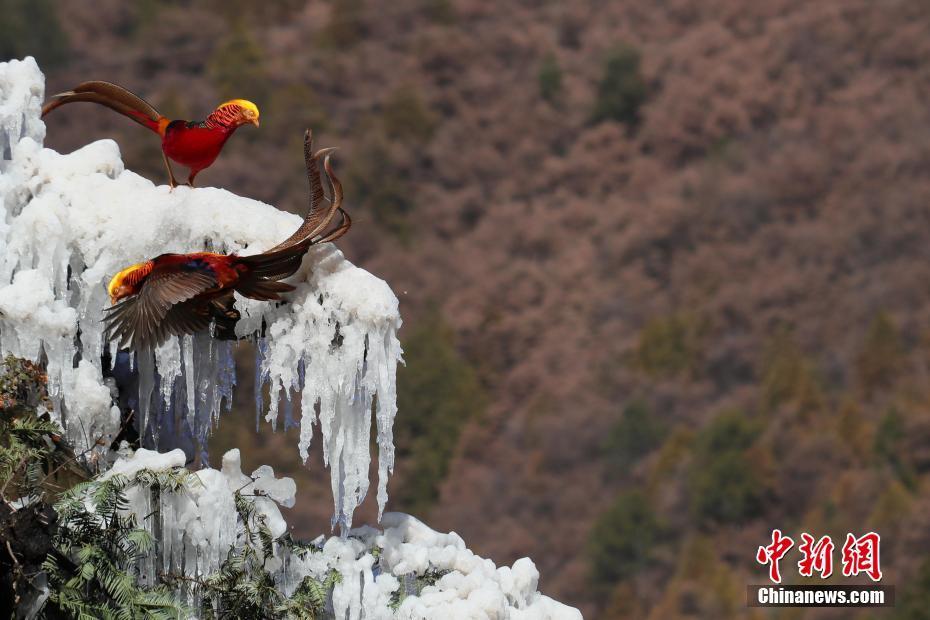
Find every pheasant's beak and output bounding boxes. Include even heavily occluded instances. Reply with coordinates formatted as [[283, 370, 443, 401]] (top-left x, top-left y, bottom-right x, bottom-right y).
[[250, 118, 260, 127]]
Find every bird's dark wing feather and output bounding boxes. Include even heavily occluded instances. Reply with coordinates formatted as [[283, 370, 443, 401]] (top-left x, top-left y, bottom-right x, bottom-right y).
[[103, 267, 217, 351], [156, 300, 214, 346]]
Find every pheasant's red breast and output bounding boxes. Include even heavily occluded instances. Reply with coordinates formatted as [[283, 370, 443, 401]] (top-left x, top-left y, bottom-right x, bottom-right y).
[[161, 123, 235, 171]]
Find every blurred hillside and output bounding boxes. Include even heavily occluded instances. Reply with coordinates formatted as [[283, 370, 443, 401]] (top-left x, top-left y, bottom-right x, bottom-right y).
[[20, 0, 930, 616]]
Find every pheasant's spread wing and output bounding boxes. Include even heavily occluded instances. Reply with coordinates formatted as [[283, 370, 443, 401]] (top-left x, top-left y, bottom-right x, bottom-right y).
[[103, 266, 217, 351]]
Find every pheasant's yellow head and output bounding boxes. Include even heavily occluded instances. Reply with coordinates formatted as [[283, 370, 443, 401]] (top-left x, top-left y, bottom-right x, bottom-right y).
[[107, 262, 153, 303], [214, 99, 260, 127]]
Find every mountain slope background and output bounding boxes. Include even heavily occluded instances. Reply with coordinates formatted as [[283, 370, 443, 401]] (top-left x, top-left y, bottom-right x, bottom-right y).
[[17, 0, 930, 616]]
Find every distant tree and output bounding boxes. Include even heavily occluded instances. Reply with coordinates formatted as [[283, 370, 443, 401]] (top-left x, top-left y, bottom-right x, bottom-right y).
[[836, 398, 870, 457], [265, 83, 329, 138], [690, 410, 767, 524], [207, 21, 270, 102], [423, 0, 456, 25], [869, 479, 913, 532], [691, 451, 765, 524], [633, 313, 704, 378], [645, 426, 694, 493], [382, 87, 437, 144], [856, 311, 906, 397], [394, 312, 485, 514], [154, 90, 191, 123], [603, 399, 665, 471], [761, 328, 824, 415], [557, 14, 583, 49], [346, 137, 416, 239], [895, 558, 930, 620], [874, 406, 915, 488], [320, 0, 367, 49], [202, 0, 304, 23], [592, 45, 647, 130], [696, 408, 760, 456], [646, 536, 744, 619], [538, 54, 563, 104], [0, 0, 69, 69], [587, 491, 666, 587]]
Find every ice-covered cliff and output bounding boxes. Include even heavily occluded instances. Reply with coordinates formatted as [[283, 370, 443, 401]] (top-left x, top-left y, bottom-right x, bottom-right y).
[[0, 57, 400, 531], [0, 57, 582, 619], [88, 448, 582, 619]]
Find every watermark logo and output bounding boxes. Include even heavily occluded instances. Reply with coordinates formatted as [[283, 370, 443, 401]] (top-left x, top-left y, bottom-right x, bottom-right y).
[[798, 533, 834, 579], [841, 532, 882, 581], [756, 530, 882, 584], [756, 529, 794, 584], [751, 530, 891, 608]]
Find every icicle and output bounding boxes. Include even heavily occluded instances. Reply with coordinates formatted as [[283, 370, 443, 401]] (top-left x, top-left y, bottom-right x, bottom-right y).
[[254, 338, 268, 432], [298, 357, 317, 464], [217, 340, 236, 413], [374, 328, 401, 519], [182, 335, 196, 435], [155, 339, 182, 411], [136, 350, 156, 442], [282, 388, 295, 431], [182, 330, 221, 464], [266, 377, 282, 431]]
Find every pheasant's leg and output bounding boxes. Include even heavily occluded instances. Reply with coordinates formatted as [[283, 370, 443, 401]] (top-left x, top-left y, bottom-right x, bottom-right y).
[[209, 295, 240, 341], [162, 151, 180, 188], [187, 168, 200, 187], [210, 295, 240, 320]]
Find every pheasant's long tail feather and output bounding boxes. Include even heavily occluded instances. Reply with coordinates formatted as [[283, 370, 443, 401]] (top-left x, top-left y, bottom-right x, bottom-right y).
[[42, 81, 168, 135], [236, 136, 351, 301], [316, 207, 351, 244], [267, 131, 347, 252], [236, 206, 350, 299], [235, 279, 297, 301], [236, 242, 311, 282]]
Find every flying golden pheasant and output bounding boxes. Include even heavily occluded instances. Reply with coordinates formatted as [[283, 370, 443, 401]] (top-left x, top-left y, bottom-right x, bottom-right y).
[[103, 130, 349, 351], [42, 81, 259, 187]]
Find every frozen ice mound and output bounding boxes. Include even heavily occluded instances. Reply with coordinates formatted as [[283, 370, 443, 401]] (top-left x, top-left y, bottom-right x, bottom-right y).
[[98, 448, 582, 619], [0, 57, 402, 531]]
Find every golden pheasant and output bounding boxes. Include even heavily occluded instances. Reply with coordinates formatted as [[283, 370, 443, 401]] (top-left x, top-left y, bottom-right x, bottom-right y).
[[42, 81, 259, 187], [103, 130, 349, 351]]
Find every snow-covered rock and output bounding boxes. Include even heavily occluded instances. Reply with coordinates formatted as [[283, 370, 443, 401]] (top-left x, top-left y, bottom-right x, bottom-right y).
[[99, 448, 582, 619], [0, 57, 401, 530]]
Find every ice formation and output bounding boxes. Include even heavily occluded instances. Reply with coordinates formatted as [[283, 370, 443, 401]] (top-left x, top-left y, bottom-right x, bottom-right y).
[[0, 57, 402, 530], [95, 449, 582, 619], [2, 57, 583, 618]]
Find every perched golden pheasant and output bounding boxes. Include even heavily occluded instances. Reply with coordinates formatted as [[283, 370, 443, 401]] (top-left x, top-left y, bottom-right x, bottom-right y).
[[42, 81, 259, 187], [103, 130, 349, 351]]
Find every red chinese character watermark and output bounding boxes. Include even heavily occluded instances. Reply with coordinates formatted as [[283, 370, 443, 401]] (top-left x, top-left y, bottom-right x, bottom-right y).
[[758, 530, 883, 583], [797, 533, 834, 579], [841, 532, 882, 582], [757, 529, 794, 584]]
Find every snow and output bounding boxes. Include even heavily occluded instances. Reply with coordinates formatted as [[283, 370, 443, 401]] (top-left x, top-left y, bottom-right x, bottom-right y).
[[376, 514, 581, 619], [250, 463, 298, 508], [0, 57, 402, 529], [0, 57, 44, 159], [96, 448, 581, 619], [99, 447, 187, 481]]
